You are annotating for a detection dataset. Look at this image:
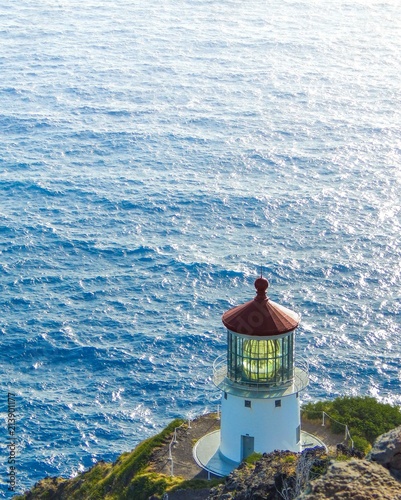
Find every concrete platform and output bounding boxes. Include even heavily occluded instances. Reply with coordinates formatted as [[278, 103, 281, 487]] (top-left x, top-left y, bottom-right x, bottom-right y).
[[193, 430, 239, 477], [301, 430, 327, 450], [193, 430, 327, 477]]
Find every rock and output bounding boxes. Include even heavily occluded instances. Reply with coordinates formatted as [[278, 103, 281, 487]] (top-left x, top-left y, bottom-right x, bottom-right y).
[[369, 426, 401, 479], [167, 489, 211, 500], [208, 448, 328, 500], [336, 443, 364, 459], [298, 459, 401, 500]]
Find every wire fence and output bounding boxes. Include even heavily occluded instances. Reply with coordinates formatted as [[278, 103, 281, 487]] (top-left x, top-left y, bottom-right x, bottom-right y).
[[167, 404, 221, 477], [302, 409, 354, 449], [167, 407, 354, 479]]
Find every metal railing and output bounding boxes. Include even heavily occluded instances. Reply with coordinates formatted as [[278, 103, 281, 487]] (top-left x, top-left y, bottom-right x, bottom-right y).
[[302, 409, 354, 449], [321, 411, 354, 449], [167, 405, 220, 477], [167, 406, 355, 482], [213, 354, 309, 395]]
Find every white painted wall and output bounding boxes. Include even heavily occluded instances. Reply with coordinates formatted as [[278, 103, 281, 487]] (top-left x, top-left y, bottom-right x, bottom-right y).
[[219, 392, 301, 463]]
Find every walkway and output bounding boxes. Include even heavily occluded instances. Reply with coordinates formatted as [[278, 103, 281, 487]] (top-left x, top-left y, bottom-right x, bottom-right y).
[[193, 428, 326, 477], [149, 412, 342, 481]]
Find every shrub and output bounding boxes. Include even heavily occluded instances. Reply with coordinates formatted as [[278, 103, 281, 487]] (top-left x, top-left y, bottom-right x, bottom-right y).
[[302, 400, 332, 421], [351, 436, 371, 454], [331, 397, 401, 444], [302, 396, 401, 452], [244, 452, 263, 464]]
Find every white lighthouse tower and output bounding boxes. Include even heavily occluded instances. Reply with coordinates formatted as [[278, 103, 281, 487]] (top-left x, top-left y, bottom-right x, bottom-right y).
[[213, 275, 309, 463]]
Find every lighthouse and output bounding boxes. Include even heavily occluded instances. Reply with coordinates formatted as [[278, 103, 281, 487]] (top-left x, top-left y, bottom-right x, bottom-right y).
[[194, 275, 318, 476], [214, 275, 308, 463]]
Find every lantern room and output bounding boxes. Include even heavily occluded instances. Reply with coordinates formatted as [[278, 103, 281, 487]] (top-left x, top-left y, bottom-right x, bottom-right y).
[[227, 333, 293, 385]]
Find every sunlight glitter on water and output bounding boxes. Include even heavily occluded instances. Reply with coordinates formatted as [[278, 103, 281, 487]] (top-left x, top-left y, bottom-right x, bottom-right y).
[[1, 0, 401, 495]]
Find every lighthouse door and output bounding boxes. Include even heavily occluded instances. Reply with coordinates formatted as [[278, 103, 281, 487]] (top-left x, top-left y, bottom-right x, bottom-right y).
[[241, 435, 254, 460]]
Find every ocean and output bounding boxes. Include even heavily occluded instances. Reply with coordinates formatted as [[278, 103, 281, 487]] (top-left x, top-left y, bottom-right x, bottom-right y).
[[1, 0, 400, 495]]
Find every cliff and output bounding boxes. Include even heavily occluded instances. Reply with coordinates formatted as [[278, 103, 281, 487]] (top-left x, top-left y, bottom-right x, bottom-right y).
[[210, 426, 401, 500], [14, 419, 401, 500], [299, 459, 401, 500], [13, 418, 197, 500], [13, 415, 222, 500]]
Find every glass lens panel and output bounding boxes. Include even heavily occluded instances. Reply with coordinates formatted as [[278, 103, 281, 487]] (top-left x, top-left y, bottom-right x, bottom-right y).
[[227, 332, 294, 385], [242, 339, 281, 382]]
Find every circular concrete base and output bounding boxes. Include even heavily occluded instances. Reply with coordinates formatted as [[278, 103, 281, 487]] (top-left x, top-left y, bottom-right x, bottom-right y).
[[193, 430, 327, 477], [193, 430, 238, 477]]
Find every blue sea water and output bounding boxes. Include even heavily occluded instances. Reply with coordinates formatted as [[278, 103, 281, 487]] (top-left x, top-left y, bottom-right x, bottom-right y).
[[1, 0, 401, 495]]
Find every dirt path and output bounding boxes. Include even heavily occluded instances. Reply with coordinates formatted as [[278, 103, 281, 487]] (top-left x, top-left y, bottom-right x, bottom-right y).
[[149, 412, 344, 483], [149, 413, 221, 481], [301, 417, 346, 452]]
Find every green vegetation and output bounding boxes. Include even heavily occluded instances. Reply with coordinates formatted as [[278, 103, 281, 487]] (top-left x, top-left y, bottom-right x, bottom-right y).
[[244, 452, 263, 465], [15, 419, 187, 500], [15, 397, 401, 499], [14, 416, 224, 500], [335, 453, 352, 462], [171, 477, 223, 491], [303, 396, 401, 453], [309, 457, 330, 478]]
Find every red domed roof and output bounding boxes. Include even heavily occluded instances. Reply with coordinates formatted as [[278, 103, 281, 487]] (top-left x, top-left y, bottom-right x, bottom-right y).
[[222, 277, 299, 336]]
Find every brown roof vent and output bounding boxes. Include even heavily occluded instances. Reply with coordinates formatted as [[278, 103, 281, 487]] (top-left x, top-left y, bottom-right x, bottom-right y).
[[222, 277, 299, 336]]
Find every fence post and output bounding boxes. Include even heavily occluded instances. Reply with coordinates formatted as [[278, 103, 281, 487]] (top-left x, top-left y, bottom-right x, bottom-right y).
[[217, 404, 220, 420], [188, 418, 191, 429], [322, 412, 325, 427]]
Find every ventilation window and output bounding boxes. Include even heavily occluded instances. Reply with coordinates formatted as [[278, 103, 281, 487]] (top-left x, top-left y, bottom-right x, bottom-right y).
[[275, 400, 281, 408], [224, 392, 227, 400], [245, 400, 251, 408]]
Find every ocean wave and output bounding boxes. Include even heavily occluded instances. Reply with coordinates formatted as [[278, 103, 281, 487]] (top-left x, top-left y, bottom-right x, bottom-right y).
[[1, 0, 401, 494]]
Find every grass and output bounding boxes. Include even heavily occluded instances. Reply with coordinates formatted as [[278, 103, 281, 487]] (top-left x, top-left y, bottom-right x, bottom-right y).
[[15, 419, 186, 500], [14, 417, 225, 500], [17, 397, 398, 499], [244, 452, 263, 465]]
